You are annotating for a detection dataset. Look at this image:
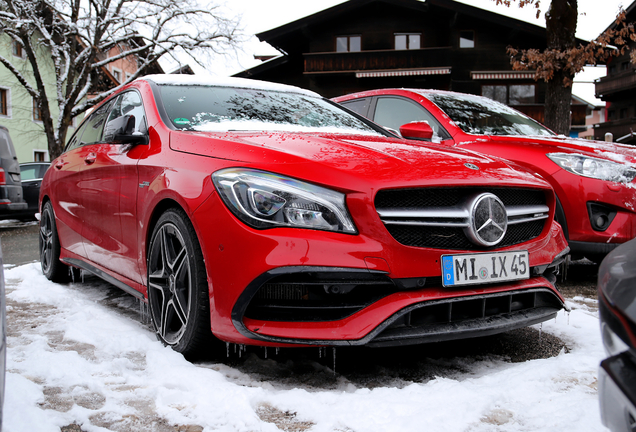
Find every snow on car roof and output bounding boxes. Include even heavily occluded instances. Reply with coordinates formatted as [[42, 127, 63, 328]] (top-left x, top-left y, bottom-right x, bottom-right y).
[[141, 74, 321, 98]]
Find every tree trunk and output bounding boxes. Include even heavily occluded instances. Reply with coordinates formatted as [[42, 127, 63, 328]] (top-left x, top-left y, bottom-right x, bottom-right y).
[[544, 70, 573, 134], [544, 0, 577, 135]]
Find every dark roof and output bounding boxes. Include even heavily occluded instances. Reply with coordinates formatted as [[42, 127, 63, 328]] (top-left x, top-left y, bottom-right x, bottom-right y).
[[233, 55, 288, 79], [256, 0, 554, 49]]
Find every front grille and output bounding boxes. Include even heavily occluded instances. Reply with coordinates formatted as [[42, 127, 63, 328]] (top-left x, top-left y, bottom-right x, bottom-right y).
[[376, 187, 549, 250]]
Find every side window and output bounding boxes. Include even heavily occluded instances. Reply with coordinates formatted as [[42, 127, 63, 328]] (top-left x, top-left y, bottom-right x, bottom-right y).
[[65, 101, 114, 152], [19, 165, 39, 181], [373, 97, 451, 140], [103, 91, 147, 142], [340, 98, 371, 118], [79, 101, 113, 146]]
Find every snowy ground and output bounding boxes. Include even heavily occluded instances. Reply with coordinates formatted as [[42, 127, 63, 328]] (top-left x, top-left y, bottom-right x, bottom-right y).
[[4, 262, 608, 432]]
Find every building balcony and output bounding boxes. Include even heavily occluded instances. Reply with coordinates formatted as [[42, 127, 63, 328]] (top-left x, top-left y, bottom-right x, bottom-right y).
[[595, 70, 636, 98], [593, 118, 636, 143], [303, 47, 452, 75]]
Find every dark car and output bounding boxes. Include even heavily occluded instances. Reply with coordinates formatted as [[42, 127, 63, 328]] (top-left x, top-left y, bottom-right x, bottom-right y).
[[16, 162, 50, 221], [40, 75, 569, 357], [0, 239, 5, 430], [334, 89, 636, 263], [598, 238, 636, 432], [0, 125, 27, 218]]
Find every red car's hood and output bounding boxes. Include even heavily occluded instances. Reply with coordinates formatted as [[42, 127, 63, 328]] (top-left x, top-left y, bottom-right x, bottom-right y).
[[170, 130, 551, 190], [482, 135, 636, 165]]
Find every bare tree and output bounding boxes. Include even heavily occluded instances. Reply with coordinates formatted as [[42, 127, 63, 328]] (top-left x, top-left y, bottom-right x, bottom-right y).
[[0, 0, 241, 158], [494, 0, 635, 135]]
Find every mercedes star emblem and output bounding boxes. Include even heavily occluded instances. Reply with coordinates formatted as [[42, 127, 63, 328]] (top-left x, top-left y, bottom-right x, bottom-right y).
[[466, 193, 508, 246]]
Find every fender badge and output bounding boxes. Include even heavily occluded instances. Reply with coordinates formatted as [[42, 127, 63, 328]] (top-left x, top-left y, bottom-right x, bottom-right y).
[[464, 163, 480, 170]]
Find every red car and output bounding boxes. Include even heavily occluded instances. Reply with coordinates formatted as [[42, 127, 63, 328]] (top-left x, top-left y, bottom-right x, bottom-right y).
[[40, 76, 569, 357], [333, 89, 636, 263]]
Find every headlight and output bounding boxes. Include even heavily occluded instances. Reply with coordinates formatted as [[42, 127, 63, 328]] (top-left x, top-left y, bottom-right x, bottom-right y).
[[212, 168, 357, 234], [547, 153, 636, 183]]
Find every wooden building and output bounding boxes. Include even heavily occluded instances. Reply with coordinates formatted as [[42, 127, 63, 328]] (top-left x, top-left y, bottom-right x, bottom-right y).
[[594, 0, 636, 144], [235, 0, 587, 132]]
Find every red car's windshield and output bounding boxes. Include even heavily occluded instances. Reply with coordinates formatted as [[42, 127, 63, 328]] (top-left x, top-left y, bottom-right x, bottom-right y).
[[425, 93, 555, 137], [158, 84, 382, 135]]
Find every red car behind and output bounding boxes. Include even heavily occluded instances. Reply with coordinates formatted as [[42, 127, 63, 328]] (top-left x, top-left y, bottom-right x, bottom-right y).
[[334, 89, 636, 263], [40, 76, 569, 357]]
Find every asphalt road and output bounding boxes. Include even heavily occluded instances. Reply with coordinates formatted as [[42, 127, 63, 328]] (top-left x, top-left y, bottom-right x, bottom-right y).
[[0, 221, 40, 266]]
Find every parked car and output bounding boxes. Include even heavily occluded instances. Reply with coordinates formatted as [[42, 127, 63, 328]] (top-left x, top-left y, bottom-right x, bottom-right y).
[[40, 75, 570, 357], [598, 238, 636, 432], [333, 90, 636, 263], [0, 125, 27, 219], [16, 162, 50, 221]]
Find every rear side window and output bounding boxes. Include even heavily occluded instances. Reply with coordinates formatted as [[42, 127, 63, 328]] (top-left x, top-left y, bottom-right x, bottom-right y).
[[373, 97, 451, 140], [0, 130, 17, 159], [340, 98, 371, 118]]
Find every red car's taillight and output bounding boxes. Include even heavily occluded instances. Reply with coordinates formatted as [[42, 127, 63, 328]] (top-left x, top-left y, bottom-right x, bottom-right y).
[[0, 168, 6, 185]]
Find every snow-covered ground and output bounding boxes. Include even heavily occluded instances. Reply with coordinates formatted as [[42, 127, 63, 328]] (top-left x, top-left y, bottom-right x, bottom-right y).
[[4, 262, 608, 432]]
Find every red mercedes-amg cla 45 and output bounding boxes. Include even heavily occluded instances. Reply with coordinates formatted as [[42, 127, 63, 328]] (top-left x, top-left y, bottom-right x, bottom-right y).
[[39, 76, 569, 357]]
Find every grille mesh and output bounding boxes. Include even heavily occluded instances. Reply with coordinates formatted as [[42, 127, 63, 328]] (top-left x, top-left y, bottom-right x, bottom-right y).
[[376, 188, 547, 250]]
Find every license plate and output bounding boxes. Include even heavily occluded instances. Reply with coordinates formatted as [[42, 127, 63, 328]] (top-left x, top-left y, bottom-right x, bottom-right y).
[[441, 250, 529, 287]]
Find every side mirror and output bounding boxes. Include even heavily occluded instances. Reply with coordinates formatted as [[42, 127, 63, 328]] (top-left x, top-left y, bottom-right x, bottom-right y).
[[399, 121, 434, 141], [103, 115, 148, 145]]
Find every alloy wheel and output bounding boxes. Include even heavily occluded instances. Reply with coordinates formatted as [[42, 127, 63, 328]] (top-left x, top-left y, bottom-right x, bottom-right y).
[[148, 222, 193, 345]]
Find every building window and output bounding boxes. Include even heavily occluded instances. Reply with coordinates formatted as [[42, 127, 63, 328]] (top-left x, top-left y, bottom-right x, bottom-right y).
[[620, 107, 629, 119], [395, 33, 421, 50], [12, 39, 24, 58], [608, 64, 617, 75], [33, 150, 48, 162], [336, 35, 361, 52], [112, 68, 122, 83], [0, 89, 8, 116], [608, 110, 616, 121], [460, 31, 475, 48], [33, 98, 42, 121], [482, 84, 535, 105], [621, 61, 630, 71], [482, 85, 507, 104]]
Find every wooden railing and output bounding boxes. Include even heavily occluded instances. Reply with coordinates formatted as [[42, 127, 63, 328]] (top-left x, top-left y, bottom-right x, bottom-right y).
[[303, 47, 452, 74], [595, 71, 636, 97]]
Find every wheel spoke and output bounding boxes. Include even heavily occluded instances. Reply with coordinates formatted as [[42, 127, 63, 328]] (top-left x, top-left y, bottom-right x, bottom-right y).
[[168, 298, 187, 327], [160, 299, 174, 339]]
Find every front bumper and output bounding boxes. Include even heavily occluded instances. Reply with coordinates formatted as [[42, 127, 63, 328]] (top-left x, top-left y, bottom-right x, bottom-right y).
[[195, 191, 569, 347], [230, 258, 567, 347], [553, 171, 636, 251]]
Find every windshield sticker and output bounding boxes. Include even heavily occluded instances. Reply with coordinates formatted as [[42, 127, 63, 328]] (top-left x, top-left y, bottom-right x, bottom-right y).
[[174, 118, 190, 125]]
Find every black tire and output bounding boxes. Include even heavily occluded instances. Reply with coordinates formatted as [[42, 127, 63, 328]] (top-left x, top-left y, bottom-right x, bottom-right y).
[[147, 209, 212, 357], [39, 201, 71, 283]]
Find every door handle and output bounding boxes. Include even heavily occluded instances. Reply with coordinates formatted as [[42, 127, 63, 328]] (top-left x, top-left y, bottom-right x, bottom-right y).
[[85, 153, 97, 164], [54, 161, 64, 170]]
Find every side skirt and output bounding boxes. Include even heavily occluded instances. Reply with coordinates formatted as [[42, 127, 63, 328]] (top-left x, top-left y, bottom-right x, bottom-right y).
[[62, 257, 146, 301]]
